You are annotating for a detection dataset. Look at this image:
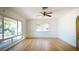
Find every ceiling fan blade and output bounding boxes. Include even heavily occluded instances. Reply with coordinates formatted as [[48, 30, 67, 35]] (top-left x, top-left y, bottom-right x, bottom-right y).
[[46, 15, 52, 17]]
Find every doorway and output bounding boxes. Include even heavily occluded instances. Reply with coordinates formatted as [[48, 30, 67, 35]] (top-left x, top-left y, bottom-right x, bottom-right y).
[[76, 16, 79, 49]]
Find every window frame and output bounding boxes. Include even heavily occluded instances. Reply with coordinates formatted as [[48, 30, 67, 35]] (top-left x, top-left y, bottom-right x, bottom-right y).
[[0, 15, 22, 42]]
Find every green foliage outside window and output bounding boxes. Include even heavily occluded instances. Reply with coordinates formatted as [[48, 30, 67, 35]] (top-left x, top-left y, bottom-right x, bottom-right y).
[[4, 21, 16, 36]]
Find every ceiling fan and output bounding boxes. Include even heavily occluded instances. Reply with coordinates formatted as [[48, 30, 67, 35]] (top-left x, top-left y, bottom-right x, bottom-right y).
[[40, 7, 53, 17]]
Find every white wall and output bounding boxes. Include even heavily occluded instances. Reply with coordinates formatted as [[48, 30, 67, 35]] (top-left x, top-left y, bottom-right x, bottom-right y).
[[21, 18, 28, 39], [0, 8, 28, 39], [27, 19, 58, 38], [58, 9, 79, 47]]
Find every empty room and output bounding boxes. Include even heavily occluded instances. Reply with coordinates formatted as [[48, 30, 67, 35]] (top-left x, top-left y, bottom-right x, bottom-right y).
[[0, 7, 79, 51]]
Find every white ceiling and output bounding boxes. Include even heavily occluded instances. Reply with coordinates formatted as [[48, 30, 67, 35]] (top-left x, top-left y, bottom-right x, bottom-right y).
[[9, 7, 79, 20]]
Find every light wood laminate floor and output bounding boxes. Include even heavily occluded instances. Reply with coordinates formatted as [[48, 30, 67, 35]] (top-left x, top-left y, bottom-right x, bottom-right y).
[[7, 38, 78, 51]]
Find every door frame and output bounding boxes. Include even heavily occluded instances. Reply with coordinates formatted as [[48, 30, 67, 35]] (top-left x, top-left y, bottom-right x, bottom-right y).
[[76, 15, 79, 49]]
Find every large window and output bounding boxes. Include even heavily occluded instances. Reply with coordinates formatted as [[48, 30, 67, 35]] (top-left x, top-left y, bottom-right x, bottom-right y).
[[0, 16, 2, 40], [4, 17, 17, 39], [0, 16, 22, 50]]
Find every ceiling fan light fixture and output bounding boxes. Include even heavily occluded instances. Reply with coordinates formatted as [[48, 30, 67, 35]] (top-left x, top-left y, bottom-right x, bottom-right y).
[[42, 7, 48, 10]]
